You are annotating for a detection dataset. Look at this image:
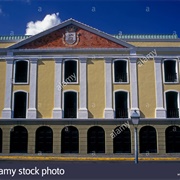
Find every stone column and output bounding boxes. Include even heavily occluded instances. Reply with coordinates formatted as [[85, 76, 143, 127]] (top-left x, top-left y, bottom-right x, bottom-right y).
[[154, 58, 166, 117], [78, 58, 88, 119], [27, 58, 38, 118], [2, 58, 14, 119], [130, 57, 140, 115], [53, 58, 63, 118], [104, 58, 114, 118]]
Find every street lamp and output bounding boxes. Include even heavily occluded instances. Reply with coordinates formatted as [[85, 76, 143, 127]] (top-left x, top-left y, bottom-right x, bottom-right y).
[[131, 110, 140, 164]]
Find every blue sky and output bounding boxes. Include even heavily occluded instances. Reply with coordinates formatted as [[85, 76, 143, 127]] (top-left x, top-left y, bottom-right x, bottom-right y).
[[0, 0, 179, 36]]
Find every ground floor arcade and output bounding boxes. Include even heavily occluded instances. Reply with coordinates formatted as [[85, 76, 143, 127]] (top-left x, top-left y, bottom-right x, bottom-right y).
[[0, 119, 179, 155]]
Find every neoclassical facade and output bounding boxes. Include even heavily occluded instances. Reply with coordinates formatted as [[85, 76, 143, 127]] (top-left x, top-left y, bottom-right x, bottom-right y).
[[0, 19, 180, 155]]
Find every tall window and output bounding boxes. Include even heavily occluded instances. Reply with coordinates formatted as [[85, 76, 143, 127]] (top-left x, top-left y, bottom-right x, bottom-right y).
[[87, 126, 105, 154], [166, 91, 179, 118], [164, 60, 177, 82], [13, 91, 27, 118], [166, 126, 180, 153], [64, 91, 77, 118], [115, 91, 128, 118], [64, 60, 77, 83], [10, 126, 28, 153], [114, 60, 128, 83], [140, 126, 157, 153], [14, 60, 29, 83], [61, 126, 79, 153]]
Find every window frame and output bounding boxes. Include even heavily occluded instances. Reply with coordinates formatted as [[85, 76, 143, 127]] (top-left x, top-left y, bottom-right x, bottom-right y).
[[164, 90, 180, 118], [63, 90, 78, 118], [13, 60, 29, 84], [63, 59, 78, 85], [163, 59, 179, 84], [12, 90, 28, 118], [113, 59, 129, 84], [113, 90, 130, 118]]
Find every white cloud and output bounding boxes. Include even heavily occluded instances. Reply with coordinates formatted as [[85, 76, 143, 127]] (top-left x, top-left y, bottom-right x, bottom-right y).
[[25, 13, 61, 35]]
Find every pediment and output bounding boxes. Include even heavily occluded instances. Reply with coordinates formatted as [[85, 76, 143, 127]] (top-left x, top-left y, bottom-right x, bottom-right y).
[[9, 19, 135, 49]]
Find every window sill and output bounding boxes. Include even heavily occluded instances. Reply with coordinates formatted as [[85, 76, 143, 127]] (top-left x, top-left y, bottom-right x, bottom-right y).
[[166, 117, 180, 119], [114, 117, 129, 119], [13, 117, 27, 119], [13, 82, 29, 85], [164, 82, 179, 84], [62, 82, 79, 85], [113, 82, 129, 85]]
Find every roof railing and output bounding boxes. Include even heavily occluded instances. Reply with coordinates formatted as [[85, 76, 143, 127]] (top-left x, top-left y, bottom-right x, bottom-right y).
[[113, 34, 178, 39]]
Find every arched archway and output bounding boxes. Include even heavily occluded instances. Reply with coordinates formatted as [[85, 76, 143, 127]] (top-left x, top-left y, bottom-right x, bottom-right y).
[[61, 126, 79, 153], [113, 127, 131, 153], [140, 126, 157, 153], [87, 126, 105, 153], [166, 126, 180, 153], [0, 128, 2, 153], [10, 126, 28, 153], [35, 126, 53, 153]]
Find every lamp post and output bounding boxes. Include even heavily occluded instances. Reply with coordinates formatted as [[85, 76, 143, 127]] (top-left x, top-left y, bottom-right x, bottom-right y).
[[131, 110, 140, 164]]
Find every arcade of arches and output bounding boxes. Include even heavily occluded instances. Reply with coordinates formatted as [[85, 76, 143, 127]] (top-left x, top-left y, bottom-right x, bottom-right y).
[[0, 124, 180, 155]]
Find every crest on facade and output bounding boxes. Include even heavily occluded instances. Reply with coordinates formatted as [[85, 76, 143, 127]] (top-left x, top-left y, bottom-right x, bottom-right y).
[[63, 25, 79, 46]]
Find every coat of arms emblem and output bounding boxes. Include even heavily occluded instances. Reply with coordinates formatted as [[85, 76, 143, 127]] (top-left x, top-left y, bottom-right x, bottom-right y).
[[63, 25, 79, 46], [65, 32, 76, 45]]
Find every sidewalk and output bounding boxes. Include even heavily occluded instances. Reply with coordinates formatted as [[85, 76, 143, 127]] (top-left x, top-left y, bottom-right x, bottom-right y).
[[0, 154, 180, 161]]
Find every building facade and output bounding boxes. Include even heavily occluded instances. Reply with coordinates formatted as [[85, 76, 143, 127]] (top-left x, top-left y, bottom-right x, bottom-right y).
[[0, 19, 180, 155]]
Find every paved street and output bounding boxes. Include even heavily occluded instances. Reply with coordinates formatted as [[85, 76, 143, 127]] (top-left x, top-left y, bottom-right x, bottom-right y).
[[0, 160, 179, 180]]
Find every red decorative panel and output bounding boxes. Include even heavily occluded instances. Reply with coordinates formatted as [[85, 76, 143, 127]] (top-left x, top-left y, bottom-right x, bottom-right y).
[[19, 26, 126, 49]]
